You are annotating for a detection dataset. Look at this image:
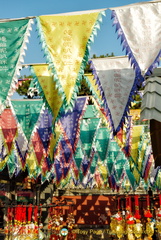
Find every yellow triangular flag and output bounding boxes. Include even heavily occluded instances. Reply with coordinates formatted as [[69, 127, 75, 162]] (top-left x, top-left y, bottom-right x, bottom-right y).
[[26, 150, 38, 176], [130, 125, 143, 163], [37, 9, 105, 109], [49, 123, 62, 160], [32, 64, 63, 121]]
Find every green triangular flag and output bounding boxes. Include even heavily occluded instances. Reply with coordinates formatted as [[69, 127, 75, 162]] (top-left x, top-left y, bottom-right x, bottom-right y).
[[80, 118, 100, 158], [95, 127, 110, 162], [11, 100, 44, 141], [0, 19, 33, 111]]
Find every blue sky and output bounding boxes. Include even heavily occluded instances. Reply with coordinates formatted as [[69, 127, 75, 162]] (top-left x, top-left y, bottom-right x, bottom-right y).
[[0, 0, 147, 66]]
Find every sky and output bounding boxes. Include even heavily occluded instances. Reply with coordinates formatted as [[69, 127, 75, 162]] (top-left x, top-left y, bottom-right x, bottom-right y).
[[0, 0, 148, 66]]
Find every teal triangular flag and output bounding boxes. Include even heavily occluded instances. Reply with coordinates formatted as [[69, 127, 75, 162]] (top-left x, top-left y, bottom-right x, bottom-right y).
[[0, 19, 33, 109], [12, 100, 44, 141]]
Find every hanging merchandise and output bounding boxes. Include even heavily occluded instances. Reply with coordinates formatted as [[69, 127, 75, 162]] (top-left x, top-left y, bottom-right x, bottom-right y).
[[48, 206, 64, 239], [133, 195, 143, 240], [4, 205, 44, 240], [110, 1, 161, 76], [66, 206, 76, 240], [111, 197, 125, 239], [144, 194, 154, 240], [90, 56, 141, 134], [36, 9, 106, 113], [0, 18, 33, 113], [125, 196, 135, 240], [156, 194, 161, 236]]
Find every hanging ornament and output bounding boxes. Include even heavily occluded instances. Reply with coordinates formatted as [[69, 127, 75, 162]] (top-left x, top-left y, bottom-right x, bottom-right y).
[[110, 197, 125, 239], [116, 221, 125, 239], [145, 218, 155, 240], [133, 195, 143, 240], [134, 195, 141, 220], [48, 206, 64, 239], [133, 219, 143, 240], [156, 193, 161, 235], [144, 194, 153, 218], [144, 195, 154, 240], [125, 196, 135, 240]]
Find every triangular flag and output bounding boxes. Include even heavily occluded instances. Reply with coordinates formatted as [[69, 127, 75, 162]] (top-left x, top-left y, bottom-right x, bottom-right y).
[[31, 64, 63, 121], [80, 117, 100, 158], [110, 2, 161, 75], [82, 156, 91, 176], [37, 9, 106, 110], [95, 127, 110, 162], [90, 153, 98, 174], [107, 141, 121, 175], [26, 150, 38, 178], [74, 140, 84, 170], [11, 99, 44, 141], [115, 152, 126, 180], [130, 125, 143, 164], [83, 104, 99, 119], [125, 165, 137, 190], [90, 56, 139, 133], [84, 74, 102, 104], [37, 108, 53, 154], [49, 123, 62, 160], [0, 129, 8, 171], [97, 160, 108, 185], [15, 131, 28, 169], [60, 137, 73, 164], [60, 96, 88, 152], [0, 108, 17, 153], [0, 18, 33, 112], [31, 131, 44, 166], [54, 158, 63, 184], [7, 150, 16, 178]]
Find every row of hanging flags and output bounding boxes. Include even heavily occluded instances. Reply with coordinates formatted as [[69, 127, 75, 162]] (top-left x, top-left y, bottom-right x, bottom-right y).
[[0, 96, 156, 191], [0, 0, 161, 189]]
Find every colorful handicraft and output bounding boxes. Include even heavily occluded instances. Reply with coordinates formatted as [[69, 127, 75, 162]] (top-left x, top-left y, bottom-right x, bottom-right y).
[[4, 205, 44, 240]]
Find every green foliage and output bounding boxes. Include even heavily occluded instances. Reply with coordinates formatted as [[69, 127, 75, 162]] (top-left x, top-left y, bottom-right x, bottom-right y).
[[78, 78, 92, 96], [92, 52, 114, 58], [130, 93, 142, 109], [16, 78, 32, 96]]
